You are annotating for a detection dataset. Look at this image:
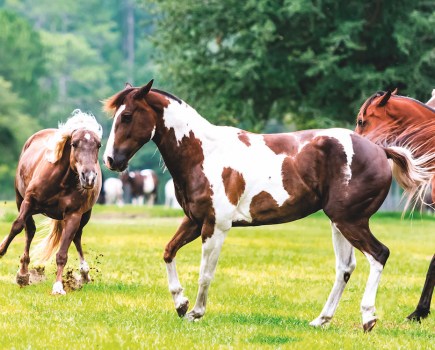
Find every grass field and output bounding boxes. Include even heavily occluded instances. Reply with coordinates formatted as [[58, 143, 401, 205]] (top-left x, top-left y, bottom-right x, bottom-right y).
[[0, 202, 434, 349]]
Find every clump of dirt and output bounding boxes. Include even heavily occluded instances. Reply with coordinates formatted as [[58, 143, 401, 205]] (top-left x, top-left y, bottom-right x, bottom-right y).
[[62, 268, 84, 293], [29, 265, 46, 284]]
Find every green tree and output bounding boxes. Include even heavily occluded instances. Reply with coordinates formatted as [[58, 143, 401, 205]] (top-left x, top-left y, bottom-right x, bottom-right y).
[[149, 0, 435, 130], [0, 77, 41, 199], [0, 9, 48, 117]]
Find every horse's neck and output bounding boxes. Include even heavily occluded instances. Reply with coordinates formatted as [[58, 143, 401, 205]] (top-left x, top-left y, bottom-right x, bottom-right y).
[[155, 100, 216, 179], [391, 98, 434, 125]]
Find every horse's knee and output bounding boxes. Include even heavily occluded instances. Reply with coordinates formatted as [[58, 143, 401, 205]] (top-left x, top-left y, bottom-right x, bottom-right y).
[[56, 252, 68, 267]]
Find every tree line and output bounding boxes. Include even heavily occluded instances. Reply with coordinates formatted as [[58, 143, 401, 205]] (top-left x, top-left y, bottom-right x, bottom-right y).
[[0, 0, 434, 199]]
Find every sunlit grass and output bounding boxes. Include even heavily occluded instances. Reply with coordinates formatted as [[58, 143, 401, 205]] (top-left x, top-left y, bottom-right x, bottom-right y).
[[0, 202, 434, 349]]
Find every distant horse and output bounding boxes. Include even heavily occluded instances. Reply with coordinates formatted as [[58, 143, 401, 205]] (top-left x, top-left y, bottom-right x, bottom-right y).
[[120, 169, 158, 205], [0, 110, 102, 295], [165, 178, 181, 209], [426, 89, 435, 108], [104, 177, 124, 206], [102, 80, 434, 332], [356, 90, 435, 321]]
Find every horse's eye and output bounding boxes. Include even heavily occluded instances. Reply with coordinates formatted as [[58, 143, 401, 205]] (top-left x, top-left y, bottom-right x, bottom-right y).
[[122, 114, 133, 123], [97, 142, 102, 149], [71, 142, 78, 148], [357, 119, 366, 127]]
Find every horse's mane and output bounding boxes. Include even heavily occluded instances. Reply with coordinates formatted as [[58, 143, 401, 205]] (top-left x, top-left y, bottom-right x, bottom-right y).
[[103, 87, 182, 114], [45, 109, 103, 163]]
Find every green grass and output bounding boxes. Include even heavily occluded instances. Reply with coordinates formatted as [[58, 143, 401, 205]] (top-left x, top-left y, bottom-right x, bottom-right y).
[[0, 202, 434, 349]]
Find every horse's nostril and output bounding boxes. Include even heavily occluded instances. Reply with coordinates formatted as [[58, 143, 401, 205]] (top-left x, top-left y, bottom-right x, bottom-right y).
[[107, 156, 114, 167], [81, 172, 86, 181]]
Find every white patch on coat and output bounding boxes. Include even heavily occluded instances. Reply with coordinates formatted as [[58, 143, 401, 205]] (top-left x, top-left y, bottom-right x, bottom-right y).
[[316, 129, 354, 185], [103, 104, 125, 163], [84, 133, 91, 140]]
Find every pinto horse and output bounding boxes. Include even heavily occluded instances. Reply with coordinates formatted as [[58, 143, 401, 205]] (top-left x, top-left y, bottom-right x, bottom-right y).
[[120, 169, 158, 205], [103, 80, 434, 331], [356, 90, 435, 322], [0, 110, 102, 295]]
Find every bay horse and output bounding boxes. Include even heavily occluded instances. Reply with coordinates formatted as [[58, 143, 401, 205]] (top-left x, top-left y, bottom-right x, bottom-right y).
[[103, 80, 434, 332], [356, 90, 435, 322], [120, 169, 158, 205], [0, 110, 102, 295]]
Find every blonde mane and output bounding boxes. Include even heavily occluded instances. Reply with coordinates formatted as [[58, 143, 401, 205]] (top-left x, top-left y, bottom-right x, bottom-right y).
[[45, 109, 103, 163]]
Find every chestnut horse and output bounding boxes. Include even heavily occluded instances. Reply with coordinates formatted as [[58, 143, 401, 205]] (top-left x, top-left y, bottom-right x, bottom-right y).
[[0, 110, 102, 295], [103, 81, 434, 331], [356, 90, 435, 321]]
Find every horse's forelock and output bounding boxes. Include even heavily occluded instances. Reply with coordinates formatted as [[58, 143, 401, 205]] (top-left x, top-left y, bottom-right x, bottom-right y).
[[45, 110, 103, 163], [103, 88, 136, 115]]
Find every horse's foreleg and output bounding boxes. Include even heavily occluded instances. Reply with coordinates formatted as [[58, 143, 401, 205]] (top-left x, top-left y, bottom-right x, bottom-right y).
[[310, 222, 356, 327], [0, 197, 31, 258], [73, 210, 92, 283], [16, 217, 36, 287], [407, 254, 435, 321], [52, 213, 82, 295], [164, 216, 201, 317], [185, 223, 228, 322]]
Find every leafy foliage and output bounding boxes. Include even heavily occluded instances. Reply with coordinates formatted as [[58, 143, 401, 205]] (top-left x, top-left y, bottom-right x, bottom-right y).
[[150, 0, 435, 130]]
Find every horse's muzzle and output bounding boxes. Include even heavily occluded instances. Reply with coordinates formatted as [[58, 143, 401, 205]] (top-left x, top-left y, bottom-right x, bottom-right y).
[[80, 171, 97, 189], [104, 155, 128, 172]]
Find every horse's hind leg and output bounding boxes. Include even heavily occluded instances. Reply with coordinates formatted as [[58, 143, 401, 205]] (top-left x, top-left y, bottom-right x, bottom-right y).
[[310, 222, 356, 327], [335, 221, 390, 332], [164, 216, 201, 317], [73, 210, 92, 283], [407, 254, 435, 321], [0, 197, 31, 257], [16, 217, 36, 286]]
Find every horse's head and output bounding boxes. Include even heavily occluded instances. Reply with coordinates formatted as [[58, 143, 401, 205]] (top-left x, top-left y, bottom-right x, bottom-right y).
[[46, 110, 103, 190], [70, 128, 102, 189], [355, 90, 396, 137], [103, 80, 160, 172]]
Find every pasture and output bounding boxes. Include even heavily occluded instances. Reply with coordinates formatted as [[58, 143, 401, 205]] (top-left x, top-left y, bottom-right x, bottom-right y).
[[0, 202, 433, 349]]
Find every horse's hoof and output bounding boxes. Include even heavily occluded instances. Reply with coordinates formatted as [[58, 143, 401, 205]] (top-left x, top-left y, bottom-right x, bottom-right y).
[[309, 316, 331, 327], [363, 319, 377, 332], [185, 310, 203, 322], [406, 308, 430, 322], [176, 299, 189, 317], [52, 281, 66, 295], [16, 272, 30, 287]]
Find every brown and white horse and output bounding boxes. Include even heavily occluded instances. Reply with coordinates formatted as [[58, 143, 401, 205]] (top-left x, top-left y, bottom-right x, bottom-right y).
[[120, 169, 158, 205], [103, 81, 434, 331], [356, 90, 435, 321], [0, 110, 102, 295]]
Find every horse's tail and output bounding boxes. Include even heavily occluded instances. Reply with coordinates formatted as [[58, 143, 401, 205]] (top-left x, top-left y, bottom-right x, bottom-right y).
[[383, 146, 434, 211], [31, 219, 64, 264]]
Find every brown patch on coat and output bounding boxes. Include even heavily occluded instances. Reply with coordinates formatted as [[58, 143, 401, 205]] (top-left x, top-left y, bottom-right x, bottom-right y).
[[263, 134, 299, 156], [222, 167, 245, 206], [238, 131, 251, 146]]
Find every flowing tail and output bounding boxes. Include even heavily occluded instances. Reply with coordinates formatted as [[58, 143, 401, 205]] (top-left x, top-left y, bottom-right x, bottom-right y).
[[383, 146, 435, 211], [31, 219, 64, 264]]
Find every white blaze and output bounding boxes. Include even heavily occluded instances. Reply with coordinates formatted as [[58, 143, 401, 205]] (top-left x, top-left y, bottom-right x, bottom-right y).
[[103, 104, 125, 163]]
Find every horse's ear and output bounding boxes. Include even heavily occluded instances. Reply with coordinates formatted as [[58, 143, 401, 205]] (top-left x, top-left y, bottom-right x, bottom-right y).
[[378, 90, 392, 107], [134, 79, 154, 100], [124, 82, 133, 89]]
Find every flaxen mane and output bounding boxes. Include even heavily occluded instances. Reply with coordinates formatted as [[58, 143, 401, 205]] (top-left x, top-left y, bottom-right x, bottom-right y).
[[45, 109, 103, 163]]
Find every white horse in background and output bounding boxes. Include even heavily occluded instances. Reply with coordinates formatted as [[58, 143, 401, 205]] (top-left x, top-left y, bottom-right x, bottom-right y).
[[104, 177, 124, 206]]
